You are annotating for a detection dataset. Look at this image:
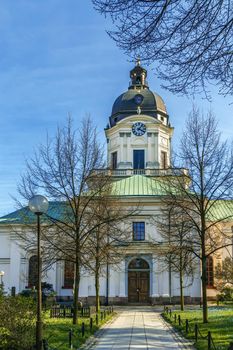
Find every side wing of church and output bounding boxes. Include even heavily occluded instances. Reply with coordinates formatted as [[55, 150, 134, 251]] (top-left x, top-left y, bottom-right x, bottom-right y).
[[1, 61, 230, 304]]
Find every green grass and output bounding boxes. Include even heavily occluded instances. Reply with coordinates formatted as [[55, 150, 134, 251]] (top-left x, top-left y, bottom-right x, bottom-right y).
[[44, 311, 115, 350], [163, 307, 233, 350]]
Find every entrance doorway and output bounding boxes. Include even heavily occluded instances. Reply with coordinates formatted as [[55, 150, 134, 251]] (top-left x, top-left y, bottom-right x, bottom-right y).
[[128, 258, 150, 303]]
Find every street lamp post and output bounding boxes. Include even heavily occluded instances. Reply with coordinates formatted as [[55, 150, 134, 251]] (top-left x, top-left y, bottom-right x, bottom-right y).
[[28, 195, 48, 350]]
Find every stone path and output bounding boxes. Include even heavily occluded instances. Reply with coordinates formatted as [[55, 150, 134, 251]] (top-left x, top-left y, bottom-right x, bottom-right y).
[[86, 307, 194, 350]]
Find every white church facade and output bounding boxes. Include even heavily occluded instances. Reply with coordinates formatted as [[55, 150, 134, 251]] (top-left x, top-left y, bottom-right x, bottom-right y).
[[1, 61, 222, 304]]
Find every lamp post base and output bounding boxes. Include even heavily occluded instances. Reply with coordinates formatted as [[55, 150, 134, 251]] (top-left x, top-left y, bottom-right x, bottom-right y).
[[36, 320, 43, 350]]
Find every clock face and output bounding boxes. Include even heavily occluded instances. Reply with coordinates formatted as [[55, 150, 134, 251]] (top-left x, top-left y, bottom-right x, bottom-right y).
[[134, 94, 144, 105], [132, 122, 146, 136]]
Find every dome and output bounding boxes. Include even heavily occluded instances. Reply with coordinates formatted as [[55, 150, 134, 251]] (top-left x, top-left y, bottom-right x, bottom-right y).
[[109, 60, 168, 127]]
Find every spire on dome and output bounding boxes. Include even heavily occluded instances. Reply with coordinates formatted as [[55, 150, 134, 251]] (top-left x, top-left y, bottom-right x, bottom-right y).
[[136, 57, 141, 66]]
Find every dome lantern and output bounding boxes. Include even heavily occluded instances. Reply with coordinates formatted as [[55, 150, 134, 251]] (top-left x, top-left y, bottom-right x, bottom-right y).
[[129, 58, 148, 89]]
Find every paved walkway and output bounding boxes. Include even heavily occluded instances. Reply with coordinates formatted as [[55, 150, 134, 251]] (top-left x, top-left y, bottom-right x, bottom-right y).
[[87, 307, 194, 350]]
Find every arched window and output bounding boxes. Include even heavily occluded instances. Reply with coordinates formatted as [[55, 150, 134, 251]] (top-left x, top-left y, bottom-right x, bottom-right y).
[[128, 258, 149, 270], [64, 261, 74, 288], [206, 256, 214, 287], [28, 255, 38, 288]]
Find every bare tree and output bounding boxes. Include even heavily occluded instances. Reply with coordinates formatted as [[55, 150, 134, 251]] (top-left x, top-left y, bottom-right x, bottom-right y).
[[161, 107, 233, 322], [82, 180, 138, 312], [93, 0, 233, 97], [17, 115, 109, 324], [155, 204, 196, 310]]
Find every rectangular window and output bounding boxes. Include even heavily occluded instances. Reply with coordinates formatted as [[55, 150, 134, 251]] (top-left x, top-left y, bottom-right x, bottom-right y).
[[133, 150, 145, 169], [64, 261, 74, 288], [161, 151, 167, 169], [111, 152, 117, 169], [133, 222, 145, 241]]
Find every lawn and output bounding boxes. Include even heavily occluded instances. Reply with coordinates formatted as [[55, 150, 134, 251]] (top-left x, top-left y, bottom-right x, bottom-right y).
[[163, 307, 233, 350], [44, 310, 115, 350]]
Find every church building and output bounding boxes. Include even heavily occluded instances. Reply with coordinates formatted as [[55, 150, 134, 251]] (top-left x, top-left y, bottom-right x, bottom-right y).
[[1, 61, 226, 304]]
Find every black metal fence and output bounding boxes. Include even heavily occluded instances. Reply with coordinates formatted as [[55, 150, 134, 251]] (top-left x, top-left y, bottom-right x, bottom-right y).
[[50, 305, 96, 318], [163, 306, 220, 350]]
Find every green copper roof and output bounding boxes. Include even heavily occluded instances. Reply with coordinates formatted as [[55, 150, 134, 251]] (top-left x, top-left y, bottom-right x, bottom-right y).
[[1, 176, 232, 225], [207, 200, 233, 222], [111, 175, 167, 196], [0, 202, 68, 225], [0, 176, 167, 225]]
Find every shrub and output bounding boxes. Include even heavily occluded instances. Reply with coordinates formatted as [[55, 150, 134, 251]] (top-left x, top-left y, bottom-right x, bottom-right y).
[[217, 287, 233, 302], [0, 296, 37, 350]]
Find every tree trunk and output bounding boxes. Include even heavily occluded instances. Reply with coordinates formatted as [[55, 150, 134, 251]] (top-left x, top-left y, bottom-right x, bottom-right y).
[[179, 256, 184, 311], [95, 262, 100, 314], [73, 258, 80, 325], [202, 253, 208, 323]]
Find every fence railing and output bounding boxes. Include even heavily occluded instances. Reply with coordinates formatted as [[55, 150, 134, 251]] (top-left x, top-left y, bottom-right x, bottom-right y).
[[43, 306, 114, 350], [163, 306, 219, 350], [50, 305, 96, 318], [91, 167, 189, 177]]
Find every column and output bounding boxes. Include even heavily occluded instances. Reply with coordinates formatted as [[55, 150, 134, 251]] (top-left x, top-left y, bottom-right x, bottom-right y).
[[161, 270, 170, 297], [147, 134, 152, 167], [55, 261, 63, 295], [119, 133, 124, 167], [126, 133, 132, 167], [154, 133, 159, 166], [119, 260, 126, 297], [151, 259, 159, 297]]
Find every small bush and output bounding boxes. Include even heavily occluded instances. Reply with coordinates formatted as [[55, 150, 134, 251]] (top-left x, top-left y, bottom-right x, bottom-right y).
[[217, 287, 233, 301], [0, 296, 37, 350]]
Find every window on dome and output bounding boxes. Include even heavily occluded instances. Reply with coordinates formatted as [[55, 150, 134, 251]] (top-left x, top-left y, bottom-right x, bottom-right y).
[[133, 222, 145, 241]]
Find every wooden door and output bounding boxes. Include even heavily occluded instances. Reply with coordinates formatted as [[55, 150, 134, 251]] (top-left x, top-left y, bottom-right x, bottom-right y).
[[138, 272, 149, 302], [128, 271, 149, 303]]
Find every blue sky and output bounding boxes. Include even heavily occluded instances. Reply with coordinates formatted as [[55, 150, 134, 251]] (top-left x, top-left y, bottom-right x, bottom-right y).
[[0, 0, 232, 215]]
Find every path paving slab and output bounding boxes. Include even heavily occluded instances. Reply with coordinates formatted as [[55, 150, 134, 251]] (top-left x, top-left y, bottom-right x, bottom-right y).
[[84, 307, 195, 350]]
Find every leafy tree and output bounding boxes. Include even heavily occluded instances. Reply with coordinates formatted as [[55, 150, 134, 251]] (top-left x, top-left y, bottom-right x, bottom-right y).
[[93, 0, 233, 97]]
